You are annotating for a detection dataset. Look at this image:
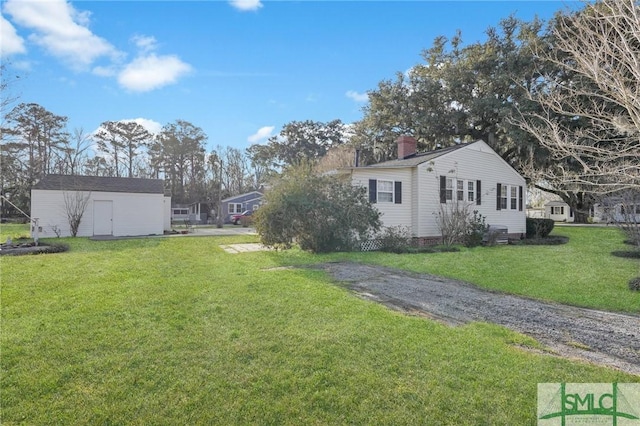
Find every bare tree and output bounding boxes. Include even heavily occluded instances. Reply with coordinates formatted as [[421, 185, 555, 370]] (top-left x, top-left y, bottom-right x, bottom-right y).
[[63, 191, 91, 237], [514, 0, 640, 194]]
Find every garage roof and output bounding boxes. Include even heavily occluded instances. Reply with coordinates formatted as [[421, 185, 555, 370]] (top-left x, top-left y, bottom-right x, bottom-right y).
[[33, 175, 166, 194]]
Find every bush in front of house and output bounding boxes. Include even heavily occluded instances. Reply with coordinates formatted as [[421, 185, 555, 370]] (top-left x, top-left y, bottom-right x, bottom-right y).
[[526, 218, 555, 239], [253, 166, 381, 253], [377, 226, 412, 253]]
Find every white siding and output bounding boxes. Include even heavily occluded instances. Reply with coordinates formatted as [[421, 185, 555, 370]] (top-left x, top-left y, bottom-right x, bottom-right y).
[[31, 189, 166, 237], [163, 197, 172, 231], [350, 169, 412, 232], [349, 140, 526, 239], [417, 141, 526, 237]]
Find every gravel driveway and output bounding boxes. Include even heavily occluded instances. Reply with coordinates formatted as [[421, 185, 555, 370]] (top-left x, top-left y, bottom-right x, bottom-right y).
[[313, 262, 640, 376]]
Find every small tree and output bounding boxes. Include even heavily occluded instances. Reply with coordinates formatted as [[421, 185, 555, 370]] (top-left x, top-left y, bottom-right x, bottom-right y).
[[63, 191, 90, 237], [254, 167, 381, 253]]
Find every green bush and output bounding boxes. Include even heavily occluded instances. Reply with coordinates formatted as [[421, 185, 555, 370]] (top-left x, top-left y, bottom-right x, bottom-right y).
[[254, 167, 381, 253], [465, 210, 488, 247], [377, 226, 412, 253], [629, 277, 640, 291], [526, 218, 555, 239]]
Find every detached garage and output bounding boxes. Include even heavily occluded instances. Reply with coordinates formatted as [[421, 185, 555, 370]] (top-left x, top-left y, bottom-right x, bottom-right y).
[[31, 175, 171, 238]]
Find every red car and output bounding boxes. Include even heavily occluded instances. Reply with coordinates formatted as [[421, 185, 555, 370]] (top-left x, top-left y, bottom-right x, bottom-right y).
[[231, 210, 253, 225]]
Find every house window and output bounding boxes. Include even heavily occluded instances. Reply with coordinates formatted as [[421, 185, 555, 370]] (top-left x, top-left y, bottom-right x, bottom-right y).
[[173, 208, 188, 215], [510, 186, 517, 210], [500, 185, 508, 210], [457, 180, 464, 201], [446, 178, 453, 201], [551, 206, 564, 215], [369, 179, 402, 204], [441, 177, 479, 204], [377, 180, 394, 203], [228, 203, 243, 214]]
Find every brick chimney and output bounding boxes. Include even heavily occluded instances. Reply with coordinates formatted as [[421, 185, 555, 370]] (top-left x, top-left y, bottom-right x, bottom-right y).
[[396, 135, 417, 160]]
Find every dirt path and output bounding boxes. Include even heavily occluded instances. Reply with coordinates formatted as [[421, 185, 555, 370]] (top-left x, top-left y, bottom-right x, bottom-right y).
[[313, 262, 640, 376]]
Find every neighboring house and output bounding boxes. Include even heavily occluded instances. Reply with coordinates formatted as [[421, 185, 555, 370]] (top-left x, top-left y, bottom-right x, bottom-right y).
[[544, 200, 574, 222], [591, 197, 640, 224], [221, 191, 263, 222], [31, 174, 171, 237], [341, 136, 527, 244], [171, 202, 209, 224]]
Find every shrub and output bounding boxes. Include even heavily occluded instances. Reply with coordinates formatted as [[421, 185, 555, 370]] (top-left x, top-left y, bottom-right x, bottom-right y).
[[629, 277, 640, 291], [465, 210, 488, 247], [377, 226, 412, 253], [526, 218, 555, 239], [254, 167, 381, 253]]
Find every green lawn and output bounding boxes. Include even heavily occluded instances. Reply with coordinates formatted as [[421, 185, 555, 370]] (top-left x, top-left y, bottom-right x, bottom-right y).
[[1, 225, 638, 424], [328, 226, 640, 313]]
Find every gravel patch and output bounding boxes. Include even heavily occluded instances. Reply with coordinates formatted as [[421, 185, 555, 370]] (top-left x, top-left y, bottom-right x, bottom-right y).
[[313, 262, 640, 376]]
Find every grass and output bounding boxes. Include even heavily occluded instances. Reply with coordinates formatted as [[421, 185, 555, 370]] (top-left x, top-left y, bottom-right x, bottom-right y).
[[1, 225, 639, 424], [325, 226, 640, 313]]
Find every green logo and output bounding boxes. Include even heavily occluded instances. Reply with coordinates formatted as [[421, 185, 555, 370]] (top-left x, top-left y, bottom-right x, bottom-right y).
[[538, 383, 640, 425]]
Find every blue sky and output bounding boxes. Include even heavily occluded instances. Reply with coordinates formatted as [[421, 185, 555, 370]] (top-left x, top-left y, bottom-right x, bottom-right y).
[[1, 1, 571, 153]]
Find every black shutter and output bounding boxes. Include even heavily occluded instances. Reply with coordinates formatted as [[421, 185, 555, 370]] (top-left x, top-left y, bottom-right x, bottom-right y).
[[496, 183, 502, 210], [476, 180, 481, 205], [439, 176, 446, 204], [369, 179, 377, 203], [394, 181, 402, 204], [519, 186, 523, 211]]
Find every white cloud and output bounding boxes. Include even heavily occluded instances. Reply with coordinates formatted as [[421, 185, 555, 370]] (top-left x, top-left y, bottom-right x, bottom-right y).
[[123, 118, 163, 135], [229, 0, 263, 11], [247, 126, 275, 143], [346, 90, 368, 103], [3, 0, 119, 70], [132, 35, 158, 54], [0, 14, 26, 56], [118, 54, 192, 92]]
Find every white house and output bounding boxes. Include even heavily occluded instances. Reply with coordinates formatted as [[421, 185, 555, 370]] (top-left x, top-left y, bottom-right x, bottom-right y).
[[342, 136, 527, 243], [544, 200, 574, 222], [591, 197, 640, 224], [31, 175, 171, 238]]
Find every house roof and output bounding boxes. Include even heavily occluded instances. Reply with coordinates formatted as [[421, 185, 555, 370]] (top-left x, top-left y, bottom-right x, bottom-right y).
[[350, 141, 475, 169], [545, 200, 568, 207], [33, 174, 166, 194], [221, 191, 263, 203]]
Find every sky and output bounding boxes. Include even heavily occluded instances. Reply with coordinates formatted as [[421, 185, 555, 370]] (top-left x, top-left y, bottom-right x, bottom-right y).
[[1, 0, 574, 154]]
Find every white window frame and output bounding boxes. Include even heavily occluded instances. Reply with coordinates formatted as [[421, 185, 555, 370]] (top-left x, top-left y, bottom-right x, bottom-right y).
[[445, 178, 453, 201], [446, 178, 476, 203], [228, 203, 243, 214], [456, 180, 464, 201], [551, 206, 564, 215], [510, 186, 518, 210], [499, 185, 508, 210], [377, 180, 394, 203]]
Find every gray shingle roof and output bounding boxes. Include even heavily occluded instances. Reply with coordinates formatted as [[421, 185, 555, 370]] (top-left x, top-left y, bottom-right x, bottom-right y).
[[359, 141, 476, 169], [33, 175, 166, 194]]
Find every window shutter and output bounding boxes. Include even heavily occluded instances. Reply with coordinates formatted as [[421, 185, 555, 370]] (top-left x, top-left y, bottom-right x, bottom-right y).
[[394, 181, 402, 204], [439, 176, 446, 204], [519, 186, 523, 211], [476, 180, 481, 205], [369, 179, 377, 203], [496, 183, 502, 210]]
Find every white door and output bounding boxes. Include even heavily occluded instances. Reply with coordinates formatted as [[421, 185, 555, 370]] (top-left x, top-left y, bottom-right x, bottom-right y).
[[93, 200, 113, 235]]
